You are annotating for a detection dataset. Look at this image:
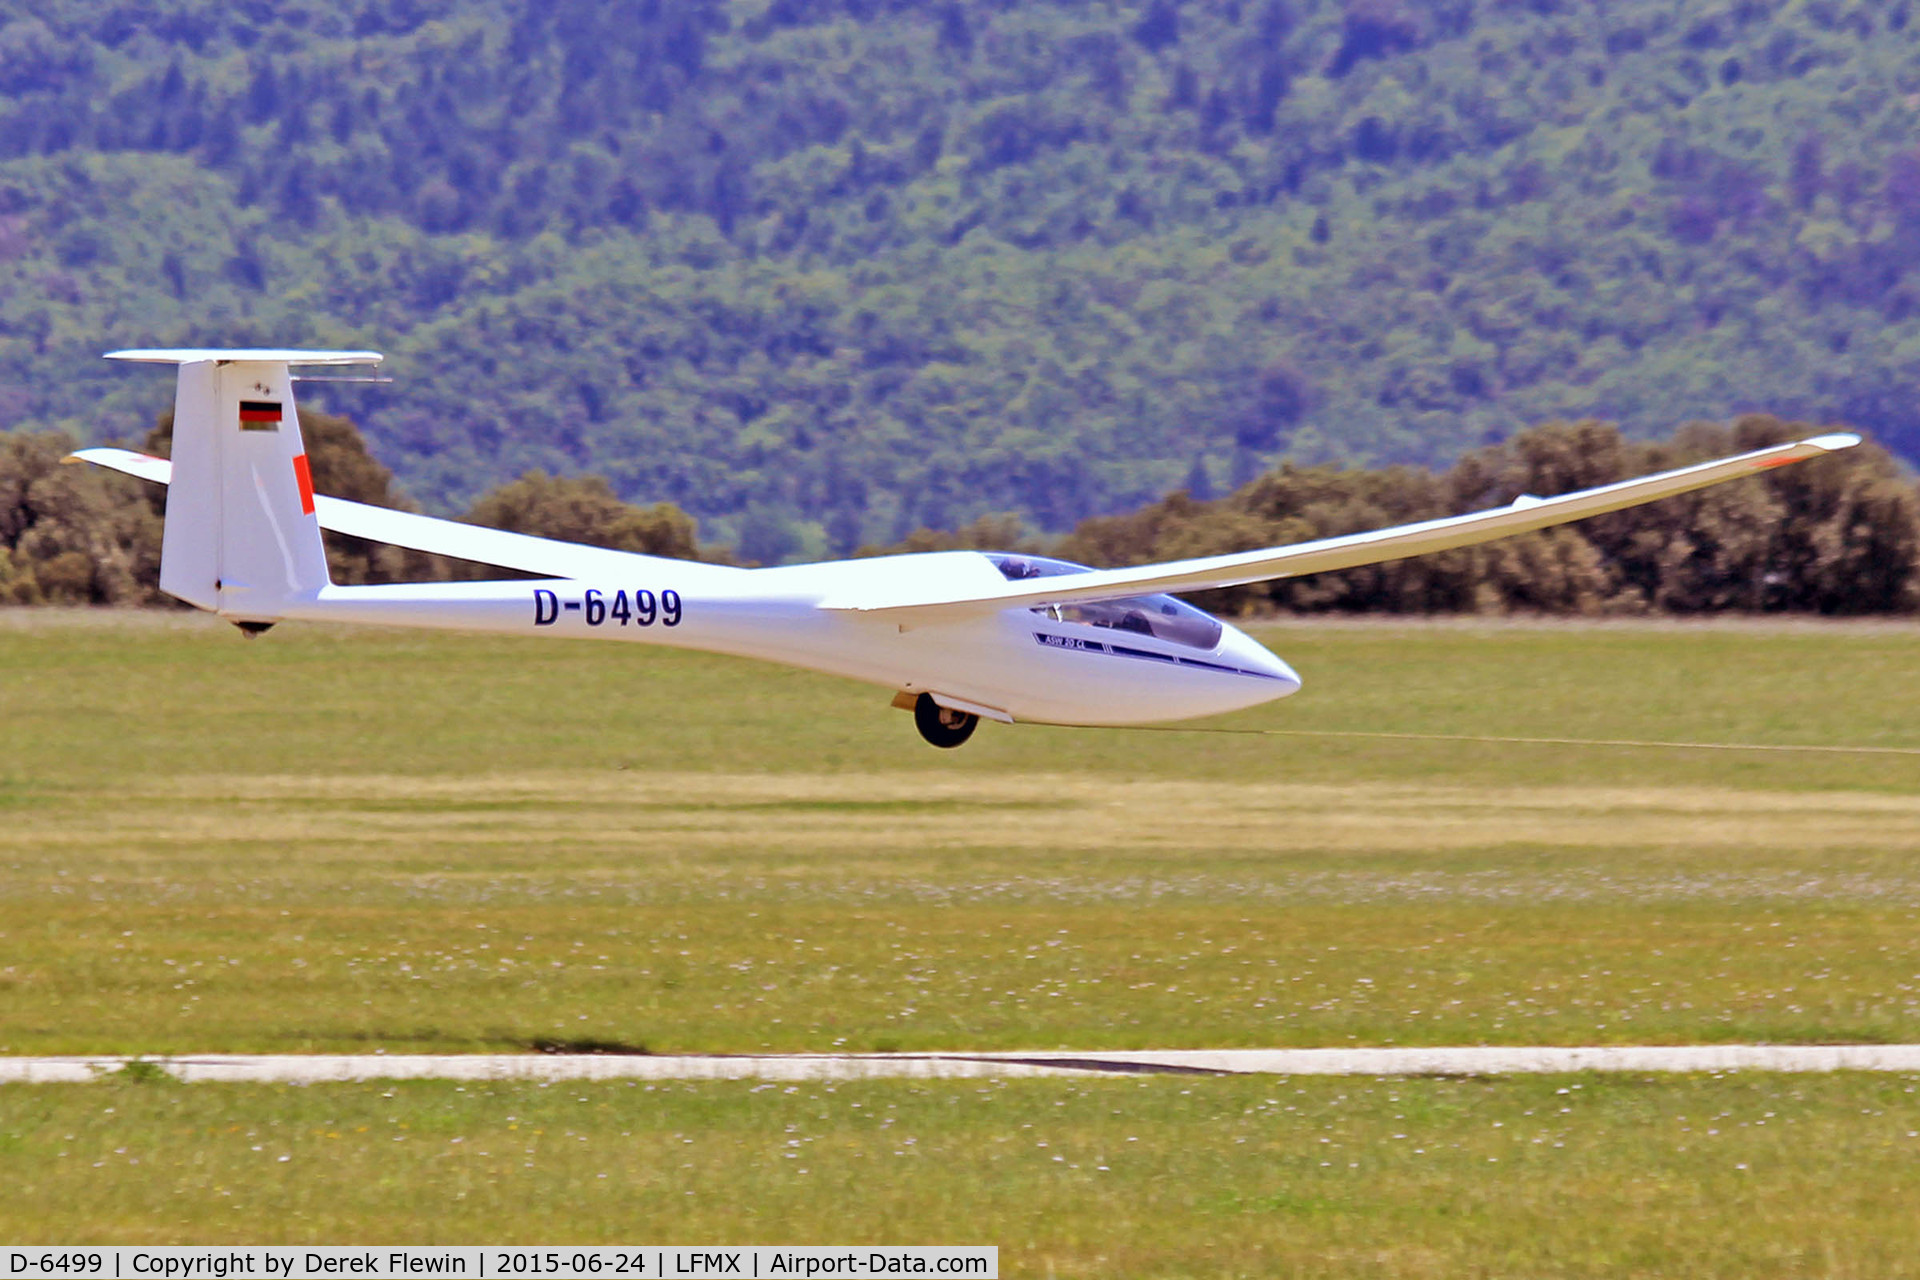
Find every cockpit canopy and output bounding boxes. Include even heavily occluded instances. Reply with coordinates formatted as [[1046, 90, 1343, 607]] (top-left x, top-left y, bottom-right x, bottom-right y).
[[984, 553, 1224, 651]]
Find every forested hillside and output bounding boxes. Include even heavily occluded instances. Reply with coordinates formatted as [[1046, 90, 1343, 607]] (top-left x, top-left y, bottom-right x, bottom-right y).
[[3, 0, 1919, 558]]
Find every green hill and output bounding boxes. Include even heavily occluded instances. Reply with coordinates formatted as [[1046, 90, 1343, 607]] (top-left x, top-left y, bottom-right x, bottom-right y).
[[3, 0, 1919, 558]]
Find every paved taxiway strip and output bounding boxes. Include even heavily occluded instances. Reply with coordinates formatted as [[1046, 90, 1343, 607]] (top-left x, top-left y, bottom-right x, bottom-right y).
[[7, 1045, 1920, 1083]]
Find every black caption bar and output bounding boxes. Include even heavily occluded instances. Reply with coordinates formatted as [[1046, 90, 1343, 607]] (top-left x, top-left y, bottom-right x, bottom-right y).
[[1, 1249, 996, 1280]]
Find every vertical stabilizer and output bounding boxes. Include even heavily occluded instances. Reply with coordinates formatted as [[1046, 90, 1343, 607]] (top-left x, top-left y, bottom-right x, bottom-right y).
[[107, 348, 382, 621]]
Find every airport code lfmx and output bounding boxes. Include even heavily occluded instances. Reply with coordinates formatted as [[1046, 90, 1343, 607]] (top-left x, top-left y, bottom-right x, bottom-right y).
[[4, 1251, 995, 1280]]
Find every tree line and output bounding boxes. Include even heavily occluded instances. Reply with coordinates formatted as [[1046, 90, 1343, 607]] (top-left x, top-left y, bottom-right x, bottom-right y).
[[1046, 415, 1920, 616], [5, 410, 1913, 616]]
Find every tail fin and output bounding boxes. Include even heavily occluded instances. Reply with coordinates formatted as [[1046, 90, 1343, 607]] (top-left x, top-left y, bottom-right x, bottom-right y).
[[107, 348, 381, 621]]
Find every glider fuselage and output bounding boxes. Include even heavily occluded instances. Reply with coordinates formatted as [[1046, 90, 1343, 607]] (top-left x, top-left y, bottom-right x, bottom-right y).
[[283, 550, 1301, 726]]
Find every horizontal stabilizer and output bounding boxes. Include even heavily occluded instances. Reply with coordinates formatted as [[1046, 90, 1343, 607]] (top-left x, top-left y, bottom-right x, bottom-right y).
[[106, 348, 383, 366], [70, 447, 697, 581], [69, 447, 172, 485]]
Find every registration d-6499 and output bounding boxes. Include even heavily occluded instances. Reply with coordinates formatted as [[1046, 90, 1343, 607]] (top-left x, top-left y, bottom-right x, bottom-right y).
[[8, 1255, 105, 1275], [532, 588, 682, 628]]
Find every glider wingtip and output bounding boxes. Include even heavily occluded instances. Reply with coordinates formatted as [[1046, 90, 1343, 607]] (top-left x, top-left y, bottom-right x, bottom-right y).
[[1806, 431, 1863, 452]]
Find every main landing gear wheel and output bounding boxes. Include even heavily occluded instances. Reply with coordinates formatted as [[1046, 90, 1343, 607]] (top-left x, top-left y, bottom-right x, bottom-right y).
[[913, 693, 979, 749]]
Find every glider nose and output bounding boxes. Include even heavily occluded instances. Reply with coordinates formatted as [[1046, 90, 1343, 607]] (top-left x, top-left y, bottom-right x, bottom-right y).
[[1261, 648, 1303, 694], [1222, 626, 1301, 695]]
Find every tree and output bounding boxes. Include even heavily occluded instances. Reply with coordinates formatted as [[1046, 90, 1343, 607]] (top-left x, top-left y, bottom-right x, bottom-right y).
[[1131, 1, 1180, 54], [0, 430, 159, 605], [459, 471, 706, 573], [858, 511, 1039, 558], [1328, 0, 1421, 78]]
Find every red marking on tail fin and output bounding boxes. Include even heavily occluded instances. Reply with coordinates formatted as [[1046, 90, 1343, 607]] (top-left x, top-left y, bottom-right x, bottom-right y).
[[292, 453, 315, 515]]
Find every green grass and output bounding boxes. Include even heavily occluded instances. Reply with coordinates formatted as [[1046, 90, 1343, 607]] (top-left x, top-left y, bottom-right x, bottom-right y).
[[3, 1073, 1919, 1275], [4, 610, 1920, 1268], [2, 612, 1917, 1056], [4, 610, 1919, 789]]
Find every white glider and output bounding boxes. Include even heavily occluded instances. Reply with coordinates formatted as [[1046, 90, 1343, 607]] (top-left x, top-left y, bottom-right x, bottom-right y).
[[76, 348, 1859, 746]]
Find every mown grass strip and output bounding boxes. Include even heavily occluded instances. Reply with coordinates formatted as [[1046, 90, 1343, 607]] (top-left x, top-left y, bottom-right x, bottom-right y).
[[2, 1073, 1917, 1276]]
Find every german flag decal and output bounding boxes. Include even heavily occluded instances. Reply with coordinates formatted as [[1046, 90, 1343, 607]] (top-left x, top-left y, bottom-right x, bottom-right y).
[[239, 400, 283, 431]]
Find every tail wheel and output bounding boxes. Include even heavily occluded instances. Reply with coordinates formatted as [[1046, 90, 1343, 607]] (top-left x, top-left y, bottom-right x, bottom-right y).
[[913, 693, 978, 749]]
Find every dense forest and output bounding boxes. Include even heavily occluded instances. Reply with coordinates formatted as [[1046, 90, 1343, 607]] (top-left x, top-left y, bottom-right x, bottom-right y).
[[2, 0, 1920, 561]]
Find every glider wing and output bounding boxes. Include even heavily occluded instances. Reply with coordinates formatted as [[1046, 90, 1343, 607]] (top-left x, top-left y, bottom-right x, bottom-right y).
[[819, 433, 1863, 627], [69, 447, 666, 580]]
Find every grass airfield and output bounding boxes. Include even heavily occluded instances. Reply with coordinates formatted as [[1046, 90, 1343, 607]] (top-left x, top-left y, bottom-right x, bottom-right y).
[[3, 610, 1920, 1271]]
